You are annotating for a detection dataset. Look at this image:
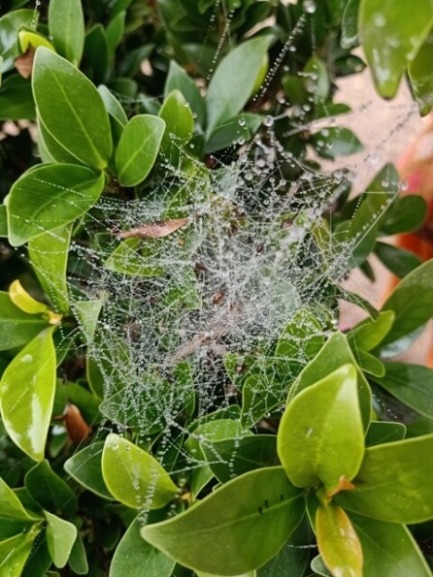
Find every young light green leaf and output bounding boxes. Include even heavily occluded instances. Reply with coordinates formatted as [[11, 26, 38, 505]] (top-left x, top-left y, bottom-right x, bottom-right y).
[[141, 467, 304, 576], [48, 0, 84, 64], [25, 460, 77, 516], [350, 513, 432, 577], [165, 60, 206, 127], [359, 0, 433, 98], [0, 292, 48, 351], [102, 434, 179, 509], [0, 525, 41, 576], [64, 442, 111, 499], [28, 224, 72, 313], [110, 516, 175, 577], [379, 259, 433, 352], [32, 48, 112, 168], [347, 311, 394, 352], [316, 503, 363, 577], [9, 280, 48, 315], [7, 164, 105, 246], [289, 332, 372, 428], [337, 434, 433, 523], [45, 511, 77, 568], [159, 90, 194, 164], [372, 362, 433, 420], [206, 36, 271, 132], [0, 477, 41, 521], [278, 364, 364, 491], [0, 327, 56, 461], [115, 115, 165, 187], [72, 299, 103, 344]]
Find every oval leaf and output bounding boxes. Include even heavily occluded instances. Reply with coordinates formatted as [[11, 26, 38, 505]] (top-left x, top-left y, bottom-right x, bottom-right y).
[[102, 434, 179, 509], [141, 467, 304, 576], [32, 47, 112, 168], [115, 115, 165, 187], [206, 36, 271, 132], [110, 516, 175, 577], [337, 434, 433, 523], [25, 460, 77, 516], [316, 503, 363, 577], [0, 526, 41, 575], [64, 442, 111, 499], [48, 0, 85, 65], [0, 327, 56, 461], [7, 164, 105, 246], [45, 511, 77, 568], [9, 280, 48, 315], [278, 364, 364, 491]]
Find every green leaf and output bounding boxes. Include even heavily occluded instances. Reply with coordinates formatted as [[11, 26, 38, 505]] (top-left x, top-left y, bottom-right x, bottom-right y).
[[9, 280, 48, 315], [356, 350, 384, 377], [32, 47, 112, 168], [0, 327, 56, 461], [115, 115, 165, 187], [7, 164, 105, 246], [380, 195, 427, 235], [141, 467, 304, 576], [372, 362, 433, 419], [311, 127, 363, 159], [68, 533, 88, 575], [379, 260, 433, 351], [0, 74, 35, 120], [316, 503, 363, 577], [365, 421, 406, 447], [0, 477, 40, 521], [359, 0, 433, 98], [64, 442, 111, 499], [289, 332, 372, 430], [25, 460, 77, 516], [165, 60, 206, 127], [48, 0, 85, 65], [110, 516, 175, 577], [374, 242, 422, 279], [201, 435, 278, 483], [106, 11, 126, 53], [104, 238, 165, 277], [349, 513, 431, 577], [0, 9, 35, 72], [409, 33, 433, 115], [37, 116, 82, 164], [72, 299, 103, 344], [337, 434, 433, 523], [348, 311, 394, 352], [206, 36, 271, 132], [98, 85, 128, 126], [0, 292, 48, 351], [28, 224, 72, 313], [204, 114, 262, 154], [102, 434, 179, 509], [257, 521, 311, 577], [341, 0, 360, 48], [83, 25, 110, 85], [159, 90, 194, 163], [45, 511, 77, 569], [0, 205, 7, 237], [303, 57, 329, 102], [0, 525, 41, 576], [278, 364, 364, 491]]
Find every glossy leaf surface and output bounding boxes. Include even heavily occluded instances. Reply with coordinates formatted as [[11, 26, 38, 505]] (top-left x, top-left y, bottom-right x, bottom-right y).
[[316, 503, 363, 577], [48, 0, 85, 65], [359, 0, 433, 97], [278, 364, 364, 490], [102, 434, 179, 509], [141, 467, 304, 576], [115, 115, 165, 187], [28, 224, 72, 313], [337, 434, 433, 523], [0, 526, 40, 576], [0, 292, 48, 351], [25, 460, 77, 516], [64, 442, 111, 499], [206, 36, 271, 131], [7, 164, 104, 246], [32, 48, 112, 168], [45, 511, 77, 568], [110, 516, 175, 577], [0, 327, 56, 461], [0, 477, 40, 521]]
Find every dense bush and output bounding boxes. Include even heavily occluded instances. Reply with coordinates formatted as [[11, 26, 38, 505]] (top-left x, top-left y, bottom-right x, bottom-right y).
[[0, 0, 433, 576]]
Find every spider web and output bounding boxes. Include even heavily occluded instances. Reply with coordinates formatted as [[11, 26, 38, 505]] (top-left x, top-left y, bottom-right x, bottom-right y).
[[2, 0, 423, 563]]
